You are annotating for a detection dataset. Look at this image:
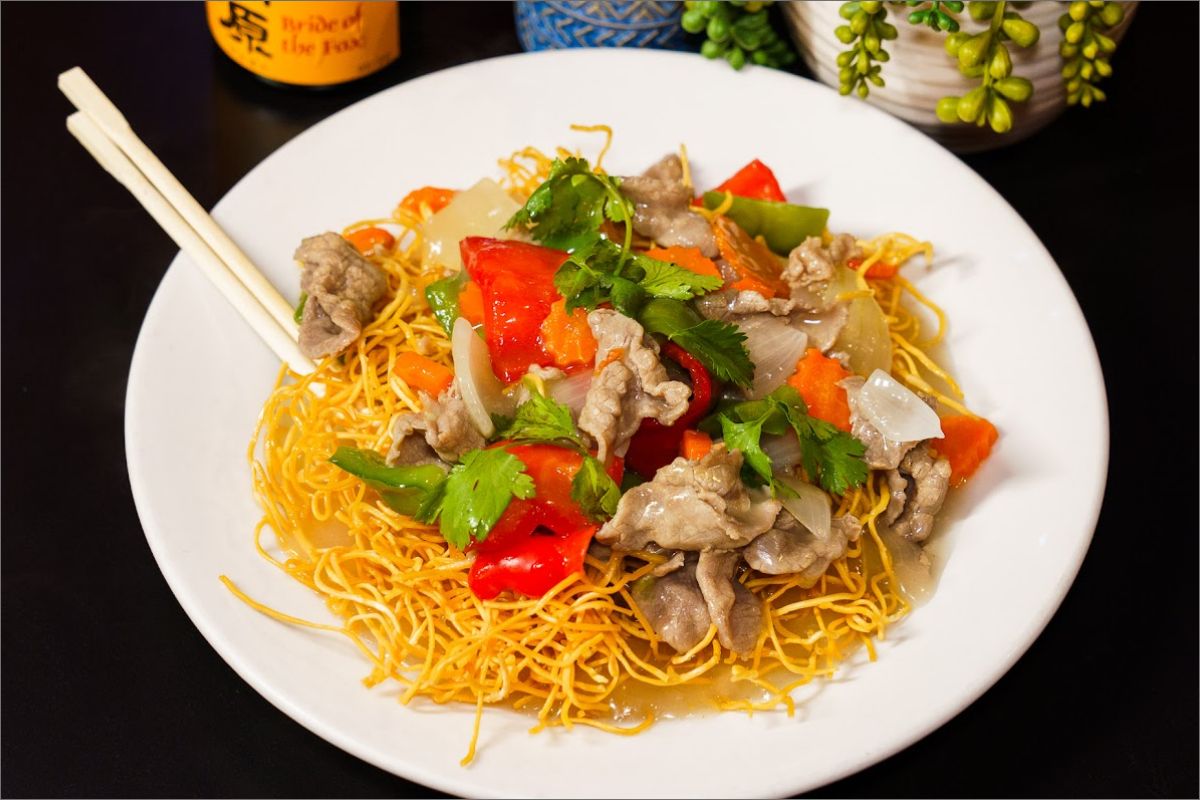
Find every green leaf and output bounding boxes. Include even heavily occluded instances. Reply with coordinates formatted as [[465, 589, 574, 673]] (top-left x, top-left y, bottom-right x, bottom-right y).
[[672, 319, 754, 387], [635, 255, 723, 300], [638, 299, 754, 387], [506, 158, 630, 252], [719, 412, 773, 484], [294, 292, 308, 324], [609, 275, 649, 318], [703, 386, 868, 495], [570, 455, 622, 521], [416, 447, 536, 550], [497, 393, 587, 451]]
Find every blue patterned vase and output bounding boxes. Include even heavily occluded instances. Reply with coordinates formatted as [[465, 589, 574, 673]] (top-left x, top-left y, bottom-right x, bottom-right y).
[[515, 1, 690, 52]]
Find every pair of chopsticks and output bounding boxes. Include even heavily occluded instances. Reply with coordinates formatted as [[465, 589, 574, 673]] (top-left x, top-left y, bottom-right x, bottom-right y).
[[59, 67, 316, 375]]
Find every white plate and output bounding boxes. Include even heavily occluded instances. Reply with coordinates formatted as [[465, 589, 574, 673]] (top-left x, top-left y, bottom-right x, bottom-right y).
[[125, 50, 1107, 798]]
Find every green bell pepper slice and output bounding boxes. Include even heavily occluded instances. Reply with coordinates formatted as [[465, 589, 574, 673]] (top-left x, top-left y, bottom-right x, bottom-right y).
[[702, 191, 830, 255], [424, 270, 468, 337], [329, 446, 447, 516]]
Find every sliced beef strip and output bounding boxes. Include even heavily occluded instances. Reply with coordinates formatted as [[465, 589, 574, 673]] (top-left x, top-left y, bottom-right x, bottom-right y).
[[794, 304, 849, 353], [631, 562, 714, 654], [578, 309, 690, 462], [595, 444, 780, 552], [743, 511, 863, 588], [695, 289, 795, 320], [295, 232, 388, 359], [783, 233, 861, 311], [884, 442, 951, 543], [695, 550, 763, 653], [385, 384, 484, 465], [619, 154, 717, 256], [386, 412, 446, 468]]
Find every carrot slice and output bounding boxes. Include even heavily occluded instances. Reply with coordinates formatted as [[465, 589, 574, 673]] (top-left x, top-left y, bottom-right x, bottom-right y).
[[644, 246, 724, 284], [398, 186, 456, 217], [457, 280, 486, 327], [393, 351, 454, 398], [712, 215, 790, 298], [345, 226, 395, 255], [787, 348, 853, 432], [680, 429, 713, 461], [933, 415, 999, 487], [539, 299, 597, 370], [848, 256, 898, 280]]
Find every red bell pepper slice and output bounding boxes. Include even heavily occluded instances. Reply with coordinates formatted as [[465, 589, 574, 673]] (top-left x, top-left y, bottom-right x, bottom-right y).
[[460, 237, 569, 384], [467, 444, 623, 600], [623, 342, 716, 479], [712, 159, 787, 203]]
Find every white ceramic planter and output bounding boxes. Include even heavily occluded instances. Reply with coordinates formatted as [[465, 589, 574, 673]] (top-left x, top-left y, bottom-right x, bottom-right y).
[[784, 1, 1137, 152]]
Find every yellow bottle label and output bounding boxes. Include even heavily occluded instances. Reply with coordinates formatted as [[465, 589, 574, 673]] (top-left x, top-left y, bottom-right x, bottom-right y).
[[206, 1, 399, 87]]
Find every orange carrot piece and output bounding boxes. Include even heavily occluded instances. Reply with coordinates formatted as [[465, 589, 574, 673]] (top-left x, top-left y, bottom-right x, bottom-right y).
[[680, 429, 713, 461], [712, 215, 790, 298], [847, 256, 898, 280], [457, 280, 486, 327], [345, 227, 395, 255], [398, 186, 456, 217], [393, 351, 454, 398], [787, 348, 853, 432], [594, 347, 626, 375], [644, 246, 724, 283], [540, 298, 598, 370], [933, 415, 999, 487]]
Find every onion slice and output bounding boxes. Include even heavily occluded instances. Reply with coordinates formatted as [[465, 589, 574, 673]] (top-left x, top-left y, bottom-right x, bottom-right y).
[[856, 369, 944, 442], [546, 371, 593, 418], [451, 316, 513, 437], [776, 472, 832, 540], [762, 431, 803, 471], [739, 315, 809, 399]]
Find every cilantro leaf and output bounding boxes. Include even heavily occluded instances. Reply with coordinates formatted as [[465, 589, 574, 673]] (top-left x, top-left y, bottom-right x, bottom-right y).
[[637, 298, 754, 387], [719, 412, 773, 485], [414, 447, 536, 550], [570, 455, 622, 521], [672, 319, 754, 388], [635, 255, 723, 300], [705, 385, 868, 496], [769, 385, 867, 495], [506, 158, 630, 252], [497, 393, 587, 451]]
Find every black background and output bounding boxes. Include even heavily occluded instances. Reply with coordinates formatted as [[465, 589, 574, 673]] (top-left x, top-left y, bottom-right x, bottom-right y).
[[3, 2, 1197, 797]]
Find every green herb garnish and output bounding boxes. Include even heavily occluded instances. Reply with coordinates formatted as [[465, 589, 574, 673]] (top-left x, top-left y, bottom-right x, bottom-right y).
[[415, 447, 536, 549], [497, 392, 588, 451], [706, 385, 868, 495], [570, 455, 622, 521], [638, 298, 753, 388]]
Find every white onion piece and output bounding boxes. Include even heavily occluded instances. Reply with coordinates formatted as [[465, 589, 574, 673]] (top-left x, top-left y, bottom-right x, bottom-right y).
[[776, 473, 832, 540], [546, 371, 593, 418], [420, 178, 519, 272], [823, 266, 891, 376], [451, 317, 513, 437], [856, 369, 944, 442], [761, 431, 803, 471], [739, 315, 809, 399]]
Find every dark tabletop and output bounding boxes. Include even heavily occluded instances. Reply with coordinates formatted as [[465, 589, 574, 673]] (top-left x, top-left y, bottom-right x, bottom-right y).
[[3, 2, 1197, 798]]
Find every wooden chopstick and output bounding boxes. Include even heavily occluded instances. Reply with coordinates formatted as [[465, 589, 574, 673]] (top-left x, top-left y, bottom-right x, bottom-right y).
[[59, 66, 315, 375], [66, 111, 316, 375]]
